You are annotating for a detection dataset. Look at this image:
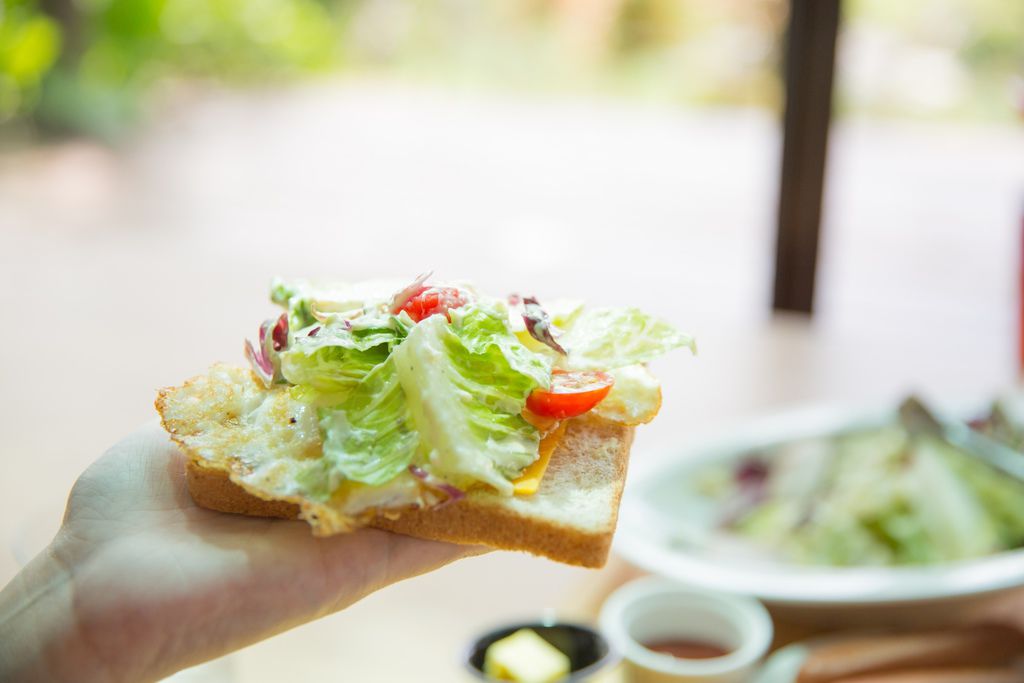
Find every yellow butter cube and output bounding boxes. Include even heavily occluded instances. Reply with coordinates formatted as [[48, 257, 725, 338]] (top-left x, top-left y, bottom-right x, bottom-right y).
[[483, 629, 571, 683]]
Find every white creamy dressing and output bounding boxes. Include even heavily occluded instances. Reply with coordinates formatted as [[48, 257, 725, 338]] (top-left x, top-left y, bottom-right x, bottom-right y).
[[592, 364, 662, 425], [393, 315, 515, 495]]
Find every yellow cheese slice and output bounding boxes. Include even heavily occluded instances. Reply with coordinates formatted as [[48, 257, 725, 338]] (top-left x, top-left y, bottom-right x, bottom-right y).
[[513, 421, 568, 495]]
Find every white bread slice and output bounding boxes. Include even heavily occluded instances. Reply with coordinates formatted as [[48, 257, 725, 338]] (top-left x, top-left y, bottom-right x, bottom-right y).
[[157, 365, 634, 568]]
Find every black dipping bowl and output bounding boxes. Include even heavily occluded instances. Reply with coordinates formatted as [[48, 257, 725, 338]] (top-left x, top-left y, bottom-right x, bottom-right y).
[[465, 621, 617, 681]]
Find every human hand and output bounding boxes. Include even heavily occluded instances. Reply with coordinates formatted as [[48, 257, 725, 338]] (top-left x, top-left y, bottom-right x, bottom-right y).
[[0, 423, 482, 682]]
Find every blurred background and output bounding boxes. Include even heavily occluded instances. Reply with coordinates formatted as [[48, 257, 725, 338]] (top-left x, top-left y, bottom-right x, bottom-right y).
[[2, 0, 1023, 679]]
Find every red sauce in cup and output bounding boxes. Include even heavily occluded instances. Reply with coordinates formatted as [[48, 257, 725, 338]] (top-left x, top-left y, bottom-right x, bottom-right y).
[[643, 639, 731, 659]]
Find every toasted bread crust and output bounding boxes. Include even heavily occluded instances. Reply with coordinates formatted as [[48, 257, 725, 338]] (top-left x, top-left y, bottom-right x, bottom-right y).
[[372, 417, 633, 567], [182, 418, 634, 568], [187, 457, 301, 519]]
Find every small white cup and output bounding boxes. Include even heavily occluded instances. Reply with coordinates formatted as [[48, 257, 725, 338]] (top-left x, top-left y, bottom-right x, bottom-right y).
[[599, 577, 773, 683]]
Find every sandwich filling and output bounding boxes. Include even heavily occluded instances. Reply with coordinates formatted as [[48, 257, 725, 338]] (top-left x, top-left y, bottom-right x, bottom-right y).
[[160, 276, 694, 534]]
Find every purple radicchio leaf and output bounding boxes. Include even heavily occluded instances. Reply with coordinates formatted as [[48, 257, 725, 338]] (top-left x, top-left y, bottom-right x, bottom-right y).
[[521, 296, 566, 356], [244, 339, 274, 387], [270, 313, 289, 351], [735, 457, 770, 489], [245, 313, 289, 388], [718, 456, 771, 529]]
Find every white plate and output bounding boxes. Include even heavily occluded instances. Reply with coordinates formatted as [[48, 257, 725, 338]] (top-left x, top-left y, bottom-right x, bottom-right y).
[[614, 403, 1024, 610]]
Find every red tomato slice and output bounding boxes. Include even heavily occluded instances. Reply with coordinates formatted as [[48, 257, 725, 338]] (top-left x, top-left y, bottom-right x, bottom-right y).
[[526, 369, 614, 419], [398, 286, 468, 322]]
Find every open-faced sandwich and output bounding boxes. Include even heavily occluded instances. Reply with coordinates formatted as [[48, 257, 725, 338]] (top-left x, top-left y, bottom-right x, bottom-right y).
[[156, 275, 693, 567]]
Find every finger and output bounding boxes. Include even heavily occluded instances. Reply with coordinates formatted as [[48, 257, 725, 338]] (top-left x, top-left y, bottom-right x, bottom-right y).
[[306, 528, 488, 616], [381, 533, 490, 586]]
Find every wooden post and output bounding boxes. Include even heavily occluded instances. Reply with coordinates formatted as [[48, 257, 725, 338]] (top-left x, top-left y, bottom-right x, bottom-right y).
[[772, 0, 841, 314]]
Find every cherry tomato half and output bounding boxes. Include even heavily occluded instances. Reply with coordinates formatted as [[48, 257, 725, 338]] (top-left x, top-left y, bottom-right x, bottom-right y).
[[399, 286, 468, 322], [526, 369, 614, 419]]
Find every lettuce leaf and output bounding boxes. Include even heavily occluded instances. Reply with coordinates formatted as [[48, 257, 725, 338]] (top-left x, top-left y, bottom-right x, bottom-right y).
[[270, 278, 318, 330], [394, 304, 550, 494], [449, 303, 551, 397], [559, 307, 695, 370], [280, 317, 406, 403], [314, 303, 549, 493], [271, 277, 421, 330], [319, 357, 420, 486], [904, 436, 1001, 561], [933, 435, 1024, 550]]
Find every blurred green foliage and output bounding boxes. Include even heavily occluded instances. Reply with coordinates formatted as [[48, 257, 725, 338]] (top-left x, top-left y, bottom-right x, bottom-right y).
[[1, 0, 337, 136], [0, 1, 61, 121], [843, 0, 1024, 120], [0, 0, 1021, 138]]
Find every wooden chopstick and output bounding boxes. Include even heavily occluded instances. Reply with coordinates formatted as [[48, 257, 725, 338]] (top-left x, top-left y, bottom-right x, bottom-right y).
[[797, 624, 1024, 683], [827, 667, 1024, 683]]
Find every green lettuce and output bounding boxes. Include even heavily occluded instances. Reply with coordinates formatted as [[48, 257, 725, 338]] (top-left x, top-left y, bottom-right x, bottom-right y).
[[315, 303, 551, 494], [450, 304, 551, 399], [393, 304, 550, 494], [319, 357, 420, 486], [721, 424, 1024, 567], [559, 307, 695, 370], [280, 317, 405, 403], [264, 276, 696, 499], [935, 436, 1024, 549], [271, 278, 406, 331], [270, 278, 318, 330]]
